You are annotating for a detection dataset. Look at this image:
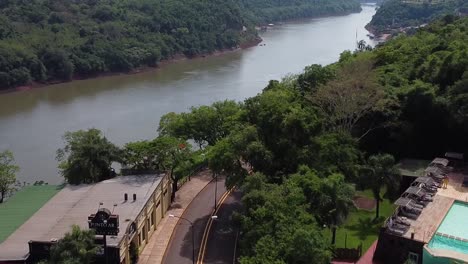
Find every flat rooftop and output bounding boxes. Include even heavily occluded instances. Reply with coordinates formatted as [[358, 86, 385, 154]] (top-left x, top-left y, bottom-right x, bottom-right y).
[[0, 174, 163, 261]]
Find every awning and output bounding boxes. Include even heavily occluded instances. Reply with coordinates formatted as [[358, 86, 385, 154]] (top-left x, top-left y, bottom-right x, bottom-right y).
[[430, 158, 449, 167], [404, 186, 425, 198], [445, 152, 464, 160], [425, 166, 445, 176], [394, 197, 414, 207], [414, 176, 434, 185]]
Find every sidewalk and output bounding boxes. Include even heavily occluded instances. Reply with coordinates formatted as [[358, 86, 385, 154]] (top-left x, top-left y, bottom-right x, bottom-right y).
[[138, 170, 213, 264]]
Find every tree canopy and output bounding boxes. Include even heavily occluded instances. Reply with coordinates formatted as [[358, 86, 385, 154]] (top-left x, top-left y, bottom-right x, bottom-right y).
[[0, 150, 19, 203], [56, 129, 121, 184], [47, 225, 97, 264]]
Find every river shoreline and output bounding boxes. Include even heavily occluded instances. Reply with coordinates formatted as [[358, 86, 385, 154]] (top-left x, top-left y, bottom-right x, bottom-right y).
[[1, 37, 263, 95], [0, 4, 378, 184], [0, 8, 367, 95]]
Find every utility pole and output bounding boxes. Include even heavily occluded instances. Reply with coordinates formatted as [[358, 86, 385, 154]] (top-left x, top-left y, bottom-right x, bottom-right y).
[[214, 172, 218, 210]]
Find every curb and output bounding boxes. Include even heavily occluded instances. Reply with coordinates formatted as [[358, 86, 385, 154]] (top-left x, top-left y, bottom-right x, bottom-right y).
[[160, 175, 216, 264], [197, 187, 235, 264]]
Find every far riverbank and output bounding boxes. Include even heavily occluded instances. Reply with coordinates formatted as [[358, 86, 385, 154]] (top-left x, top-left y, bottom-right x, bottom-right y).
[[2, 37, 263, 95]]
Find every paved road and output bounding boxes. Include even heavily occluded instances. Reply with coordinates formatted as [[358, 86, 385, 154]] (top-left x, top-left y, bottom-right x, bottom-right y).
[[163, 176, 226, 264], [203, 189, 243, 264]]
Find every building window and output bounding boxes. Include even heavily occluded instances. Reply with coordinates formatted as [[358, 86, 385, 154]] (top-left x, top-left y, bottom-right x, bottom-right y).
[[151, 213, 155, 226], [147, 218, 151, 231], [407, 252, 419, 264], [138, 232, 142, 245]]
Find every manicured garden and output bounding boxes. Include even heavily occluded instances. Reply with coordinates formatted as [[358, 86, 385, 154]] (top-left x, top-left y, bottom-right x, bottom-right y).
[[0, 185, 61, 243], [331, 189, 397, 252]]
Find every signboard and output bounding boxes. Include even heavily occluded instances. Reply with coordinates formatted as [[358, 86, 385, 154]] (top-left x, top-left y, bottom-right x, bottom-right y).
[[88, 208, 119, 236]]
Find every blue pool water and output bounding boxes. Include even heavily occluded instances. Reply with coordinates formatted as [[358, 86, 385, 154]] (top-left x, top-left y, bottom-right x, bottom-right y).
[[428, 235, 468, 254], [428, 201, 468, 255], [436, 202, 468, 239]]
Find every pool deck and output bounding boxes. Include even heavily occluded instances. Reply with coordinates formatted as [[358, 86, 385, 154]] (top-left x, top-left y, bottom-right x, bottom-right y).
[[401, 171, 468, 244], [402, 195, 453, 243]]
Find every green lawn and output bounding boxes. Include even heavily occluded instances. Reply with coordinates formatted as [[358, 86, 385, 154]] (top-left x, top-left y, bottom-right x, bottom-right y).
[[328, 189, 397, 253], [0, 185, 61, 243]]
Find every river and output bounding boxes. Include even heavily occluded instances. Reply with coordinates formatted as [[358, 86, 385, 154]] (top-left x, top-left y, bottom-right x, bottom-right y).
[[0, 4, 377, 184]]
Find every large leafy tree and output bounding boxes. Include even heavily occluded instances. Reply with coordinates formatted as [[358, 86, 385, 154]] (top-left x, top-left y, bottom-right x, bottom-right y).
[[239, 173, 332, 264], [159, 100, 243, 148], [123, 140, 161, 171], [296, 64, 335, 94], [310, 132, 360, 181], [361, 154, 399, 220], [123, 136, 196, 201], [310, 57, 385, 139], [0, 150, 19, 203], [244, 81, 321, 176], [56, 129, 122, 184], [206, 125, 272, 187], [48, 225, 98, 264], [152, 136, 193, 201], [289, 167, 355, 245]]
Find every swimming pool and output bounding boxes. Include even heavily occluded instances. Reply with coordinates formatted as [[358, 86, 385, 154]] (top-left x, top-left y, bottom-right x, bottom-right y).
[[428, 201, 468, 255], [428, 235, 468, 254]]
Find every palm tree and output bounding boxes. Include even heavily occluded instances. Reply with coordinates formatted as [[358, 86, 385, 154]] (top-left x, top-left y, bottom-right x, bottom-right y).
[[361, 154, 400, 220], [50, 225, 97, 264], [321, 173, 355, 244]]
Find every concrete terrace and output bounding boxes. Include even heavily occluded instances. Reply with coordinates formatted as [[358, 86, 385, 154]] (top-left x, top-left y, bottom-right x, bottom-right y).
[[401, 195, 453, 243], [0, 175, 163, 261], [400, 171, 468, 244]]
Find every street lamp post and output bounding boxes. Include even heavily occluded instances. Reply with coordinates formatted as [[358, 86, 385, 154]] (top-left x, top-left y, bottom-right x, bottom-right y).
[[214, 172, 218, 210], [169, 214, 195, 264], [168, 215, 219, 264]]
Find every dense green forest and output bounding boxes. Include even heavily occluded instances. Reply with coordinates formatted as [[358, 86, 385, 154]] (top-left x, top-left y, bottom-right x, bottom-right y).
[[367, 0, 467, 34], [0, 0, 360, 90], [49, 16, 467, 263], [239, 0, 361, 24]]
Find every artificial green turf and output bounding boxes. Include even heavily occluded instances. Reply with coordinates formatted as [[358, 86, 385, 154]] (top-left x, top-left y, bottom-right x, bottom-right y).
[[329, 189, 397, 253], [0, 185, 61, 243]]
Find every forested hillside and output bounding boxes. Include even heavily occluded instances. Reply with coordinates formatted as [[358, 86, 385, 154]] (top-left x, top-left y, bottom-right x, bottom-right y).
[[367, 0, 467, 34], [154, 16, 467, 263], [0, 0, 360, 90], [239, 0, 361, 24]]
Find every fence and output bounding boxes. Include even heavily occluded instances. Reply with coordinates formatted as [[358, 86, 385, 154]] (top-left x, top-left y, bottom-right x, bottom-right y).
[[334, 243, 363, 262]]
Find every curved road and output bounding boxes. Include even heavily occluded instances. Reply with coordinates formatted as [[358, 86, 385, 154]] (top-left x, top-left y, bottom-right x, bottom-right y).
[[163, 177, 227, 264], [202, 189, 243, 264]]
